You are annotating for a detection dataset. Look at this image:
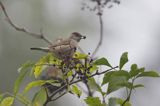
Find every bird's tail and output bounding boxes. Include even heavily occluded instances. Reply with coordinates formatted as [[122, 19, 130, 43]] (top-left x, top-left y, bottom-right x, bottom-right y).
[[30, 47, 49, 52]]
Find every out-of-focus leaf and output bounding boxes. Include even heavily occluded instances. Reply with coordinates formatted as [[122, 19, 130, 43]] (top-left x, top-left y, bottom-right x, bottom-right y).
[[71, 85, 82, 97], [25, 80, 58, 93], [73, 52, 88, 59], [0, 97, 14, 106], [116, 98, 131, 106], [94, 58, 112, 67], [23, 80, 46, 94], [14, 61, 34, 95], [108, 98, 116, 106], [88, 78, 102, 94], [0, 94, 4, 103], [16, 93, 31, 105], [47, 53, 61, 65], [33, 58, 47, 79], [33, 53, 61, 78], [32, 88, 47, 106], [84, 97, 105, 106], [137, 71, 160, 78], [119, 52, 128, 70], [67, 71, 73, 77]]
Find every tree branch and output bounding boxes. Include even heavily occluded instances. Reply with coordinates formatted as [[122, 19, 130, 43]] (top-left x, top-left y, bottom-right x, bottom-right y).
[[91, 1, 104, 57], [50, 66, 118, 98], [51, 91, 67, 101], [0, 1, 52, 45]]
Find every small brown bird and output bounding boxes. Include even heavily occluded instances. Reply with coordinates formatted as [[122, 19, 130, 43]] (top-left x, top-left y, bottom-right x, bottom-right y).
[[31, 32, 86, 60], [34, 32, 86, 93]]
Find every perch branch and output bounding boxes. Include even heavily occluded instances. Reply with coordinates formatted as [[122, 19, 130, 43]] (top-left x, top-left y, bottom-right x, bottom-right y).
[[0, 1, 52, 45]]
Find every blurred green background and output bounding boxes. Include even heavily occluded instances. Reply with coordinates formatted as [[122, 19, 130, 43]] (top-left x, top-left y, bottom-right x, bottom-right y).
[[1, 0, 160, 106]]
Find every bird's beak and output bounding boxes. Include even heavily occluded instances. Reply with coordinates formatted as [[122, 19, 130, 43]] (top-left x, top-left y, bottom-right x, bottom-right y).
[[81, 36, 86, 39]]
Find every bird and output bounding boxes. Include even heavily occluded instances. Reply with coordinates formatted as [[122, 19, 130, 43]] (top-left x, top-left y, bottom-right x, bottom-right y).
[[30, 32, 86, 60], [31, 32, 86, 93]]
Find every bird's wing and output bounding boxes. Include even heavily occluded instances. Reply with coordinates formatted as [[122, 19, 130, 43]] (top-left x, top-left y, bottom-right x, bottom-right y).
[[50, 39, 72, 48]]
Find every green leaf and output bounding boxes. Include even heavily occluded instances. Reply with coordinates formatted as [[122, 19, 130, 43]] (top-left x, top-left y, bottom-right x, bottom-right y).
[[102, 71, 130, 86], [90, 65, 98, 73], [129, 64, 146, 78], [32, 88, 47, 106], [33, 53, 61, 78], [106, 71, 130, 94], [102, 71, 115, 86], [107, 77, 128, 94], [88, 78, 102, 93], [108, 98, 116, 106], [133, 84, 144, 89], [137, 71, 160, 78], [23, 80, 46, 94], [71, 85, 82, 97], [14, 61, 34, 95], [116, 98, 131, 106], [84, 97, 105, 106], [67, 71, 73, 77], [113, 70, 130, 80], [73, 52, 88, 59], [138, 67, 145, 72], [94, 58, 112, 67], [0, 94, 4, 103], [0, 97, 14, 106], [119, 52, 128, 70], [33, 61, 46, 79], [117, 82, 133, 89], [129, 64, 139, 78]]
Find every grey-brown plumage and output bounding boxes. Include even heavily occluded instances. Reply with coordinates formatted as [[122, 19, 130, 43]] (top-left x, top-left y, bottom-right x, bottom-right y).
[[31, 32, 86, 60]]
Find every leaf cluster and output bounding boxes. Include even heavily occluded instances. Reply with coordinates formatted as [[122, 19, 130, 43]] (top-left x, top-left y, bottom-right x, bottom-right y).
[[0, 52, 159, 106]]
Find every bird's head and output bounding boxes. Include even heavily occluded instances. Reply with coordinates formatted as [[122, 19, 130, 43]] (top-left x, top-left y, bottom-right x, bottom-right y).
[[70, 32, 86, 42]]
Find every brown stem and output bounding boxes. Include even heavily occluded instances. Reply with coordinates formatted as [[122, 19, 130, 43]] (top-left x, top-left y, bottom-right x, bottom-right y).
[[84, 82, 93, 96], [0, 1, 52, 45], [91, 2, 103, 57], [122, 79, 135, 106], [49, 66, 118, 99]]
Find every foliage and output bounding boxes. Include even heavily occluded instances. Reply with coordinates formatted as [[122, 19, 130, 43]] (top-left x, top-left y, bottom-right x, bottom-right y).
[[0, 52, 159, 106]]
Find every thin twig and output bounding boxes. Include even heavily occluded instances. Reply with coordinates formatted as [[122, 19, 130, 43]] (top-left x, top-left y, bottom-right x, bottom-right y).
[[49, 66, 118, 99], [0, 1, 52, 45], [91, 2, 104, 57], [85, 82, 93, 96], [51, 91, 67, 101]]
